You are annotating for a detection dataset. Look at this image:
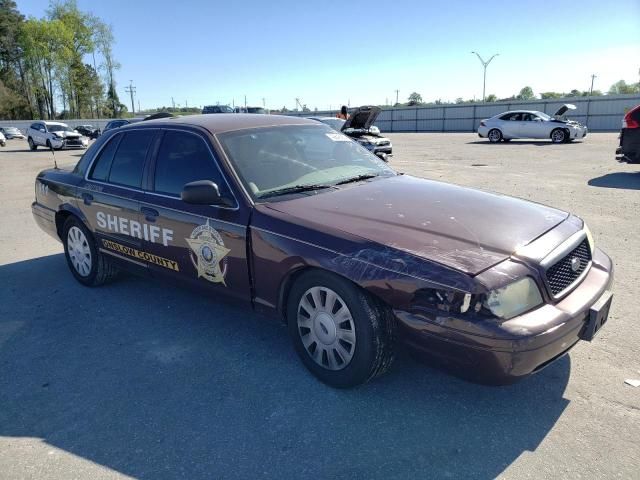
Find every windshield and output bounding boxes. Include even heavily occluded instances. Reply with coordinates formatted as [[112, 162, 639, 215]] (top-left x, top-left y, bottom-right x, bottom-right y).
[[217, 124, 395, 200], [534, 111, 551, 120], [48, 124, 73, 133]]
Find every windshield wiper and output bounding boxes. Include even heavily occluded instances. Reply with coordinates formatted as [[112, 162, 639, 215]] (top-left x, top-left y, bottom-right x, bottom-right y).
[[334, 173, 379, 186], [258, 184, 333, 199]]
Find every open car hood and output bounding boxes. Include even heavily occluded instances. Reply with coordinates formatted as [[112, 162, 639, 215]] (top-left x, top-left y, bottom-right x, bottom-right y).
[[553, 104, 576, 117], [342, 106, 381, 131]]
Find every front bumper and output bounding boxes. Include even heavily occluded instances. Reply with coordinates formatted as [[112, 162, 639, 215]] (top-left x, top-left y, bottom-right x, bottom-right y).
[[52, 137, 88, 149], [396, 248, 613, 385]]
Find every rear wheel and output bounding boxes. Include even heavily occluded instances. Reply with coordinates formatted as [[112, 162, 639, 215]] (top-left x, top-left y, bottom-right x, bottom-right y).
[[488, 129, 502, 143], [28, 137, 37, 150], [62, 216, 117, 287], [287, 270, 395, 388], [551, 128, 566, 143]]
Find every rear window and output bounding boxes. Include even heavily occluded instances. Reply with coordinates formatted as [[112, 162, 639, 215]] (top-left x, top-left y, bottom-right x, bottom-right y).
[[89, 135, 121, 181]]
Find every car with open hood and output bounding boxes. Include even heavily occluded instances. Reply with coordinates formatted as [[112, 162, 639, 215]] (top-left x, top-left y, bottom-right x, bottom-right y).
[[74, 124, 101, 139], [478, 104, 588, 143], [26, 121, 88, 150], [31, 114, 613, 388], [309, 106, 392, 161]]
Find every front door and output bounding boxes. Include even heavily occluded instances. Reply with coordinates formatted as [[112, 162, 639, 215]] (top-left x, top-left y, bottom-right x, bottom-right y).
[[142, 129, 251, 301]]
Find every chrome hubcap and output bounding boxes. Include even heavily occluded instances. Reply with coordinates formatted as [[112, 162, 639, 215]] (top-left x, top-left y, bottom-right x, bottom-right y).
[[67, 226, 92, 277], [489, 130, 500, 141], [297, 286, 356, 371], [552, 130, 564, 142]]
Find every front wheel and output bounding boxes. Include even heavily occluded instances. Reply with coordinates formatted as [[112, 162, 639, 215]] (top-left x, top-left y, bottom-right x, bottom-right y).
[[488, 129, 502, 143], [551, 128, 566, 143], [287, 270, 395, 388], [62, 216, 117, 287], [28, 137, 37, 150]]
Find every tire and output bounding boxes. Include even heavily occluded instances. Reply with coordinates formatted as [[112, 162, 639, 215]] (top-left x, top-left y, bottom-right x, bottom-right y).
[[488, 129, 502, 143], [62, 216, 117, 287], [551, 128, 566, 144], [287, 270, 395, 388], [28, 137, 37, 150]]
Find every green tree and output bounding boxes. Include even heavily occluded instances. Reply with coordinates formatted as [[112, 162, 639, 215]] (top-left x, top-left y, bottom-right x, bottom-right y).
[[516, 86, 535, 100], [608, 80, 640, 95], [485, 94, 497, 102], [407, 92, 423, 106], [540, 91, 562, 99]]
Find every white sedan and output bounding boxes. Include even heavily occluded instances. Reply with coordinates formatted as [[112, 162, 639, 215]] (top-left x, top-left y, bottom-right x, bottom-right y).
[[478, 104, 588, 143]]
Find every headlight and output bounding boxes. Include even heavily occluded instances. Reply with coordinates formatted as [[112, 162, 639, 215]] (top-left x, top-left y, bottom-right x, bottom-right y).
[[583, 223, 595, 254], [483, 277, 543, 320]]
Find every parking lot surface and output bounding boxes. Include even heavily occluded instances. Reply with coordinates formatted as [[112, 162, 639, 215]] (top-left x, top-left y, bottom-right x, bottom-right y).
[[1, 133, 638, 479]]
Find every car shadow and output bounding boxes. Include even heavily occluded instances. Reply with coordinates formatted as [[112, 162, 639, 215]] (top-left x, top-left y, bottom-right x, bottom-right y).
[[588, 172, 640, 190], [0, 254, 571, 479], [467, 140, 581, 146]]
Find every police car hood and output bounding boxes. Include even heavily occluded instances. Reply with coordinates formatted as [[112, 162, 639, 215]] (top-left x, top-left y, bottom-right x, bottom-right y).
[[265, 175, 569, 275]]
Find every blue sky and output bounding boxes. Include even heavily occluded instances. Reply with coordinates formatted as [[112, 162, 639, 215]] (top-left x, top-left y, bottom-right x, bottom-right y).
[[16, 0, 640, 111]]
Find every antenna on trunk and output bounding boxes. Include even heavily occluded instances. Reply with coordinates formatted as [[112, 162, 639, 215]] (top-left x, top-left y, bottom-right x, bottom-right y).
[[49, 143, 58, 170]]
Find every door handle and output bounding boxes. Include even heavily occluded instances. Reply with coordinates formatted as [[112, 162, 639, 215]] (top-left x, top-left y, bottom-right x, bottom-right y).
[[140, 206, 159, 222], [81, 193, 93, 205]]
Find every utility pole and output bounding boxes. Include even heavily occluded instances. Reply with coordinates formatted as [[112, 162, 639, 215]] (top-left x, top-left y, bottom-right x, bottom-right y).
[[125, 80, 136, 115], [471, 51, 499, 102], [244, 95, 247, 111], [171, 97, 175, 109], [138, 100, 140, 113], [185, 100, 188, 109], [394, 89, 399, 106], [590, 74, 597, 96], [262, 97, 266, 108]]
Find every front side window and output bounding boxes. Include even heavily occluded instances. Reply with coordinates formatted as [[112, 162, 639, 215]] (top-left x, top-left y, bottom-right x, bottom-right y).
[[217, 124, 395, 200], [153, 131, 228, 199]]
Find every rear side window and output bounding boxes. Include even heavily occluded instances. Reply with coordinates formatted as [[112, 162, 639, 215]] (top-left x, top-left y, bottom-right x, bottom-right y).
[[153, 131, 228, 198], [89, 135, 121, 181], [108, 130, 155, 188]]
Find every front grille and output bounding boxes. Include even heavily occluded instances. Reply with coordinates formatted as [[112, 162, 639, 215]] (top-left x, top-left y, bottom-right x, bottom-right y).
[[545, 239, 592, 296], [65, 138, 83, 146]]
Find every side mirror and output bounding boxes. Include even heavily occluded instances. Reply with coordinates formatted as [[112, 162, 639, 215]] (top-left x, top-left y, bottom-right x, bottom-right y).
[[181, 180, 227, 205]]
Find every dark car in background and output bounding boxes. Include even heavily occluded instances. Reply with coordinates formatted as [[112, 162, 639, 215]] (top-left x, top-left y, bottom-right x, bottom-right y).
[[103, 118, 143, 132], [202, 105, 234, 114], [74, 124, 101, 139], [310, 106, 393, 161], [0, 126, 26, 140], [616, 104, 640, 163], [31, 114, 612, 388]]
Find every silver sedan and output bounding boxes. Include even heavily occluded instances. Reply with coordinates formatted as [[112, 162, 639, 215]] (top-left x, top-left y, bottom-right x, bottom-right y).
[[478, 104, 588, 143]]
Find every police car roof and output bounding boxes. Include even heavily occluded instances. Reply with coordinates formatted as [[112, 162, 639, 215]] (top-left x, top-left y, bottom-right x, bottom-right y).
[[140, 113, 317, 134]]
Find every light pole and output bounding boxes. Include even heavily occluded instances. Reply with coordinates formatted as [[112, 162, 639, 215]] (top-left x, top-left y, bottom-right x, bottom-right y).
[[590, 74, 597, 96], [471, 51, 499, 102]]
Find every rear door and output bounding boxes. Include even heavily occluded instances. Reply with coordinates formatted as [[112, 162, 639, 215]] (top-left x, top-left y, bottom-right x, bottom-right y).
[[141, 128, 251, 301], [82, 129, 157, 273]]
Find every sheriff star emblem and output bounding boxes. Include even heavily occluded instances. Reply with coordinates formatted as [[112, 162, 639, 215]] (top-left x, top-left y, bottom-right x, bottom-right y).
[[186, 220, 230, 284]]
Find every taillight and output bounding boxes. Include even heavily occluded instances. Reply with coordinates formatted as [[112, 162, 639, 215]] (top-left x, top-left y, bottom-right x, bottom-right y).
[[480, 120, 486, 127], [623, 105, 640, 129]]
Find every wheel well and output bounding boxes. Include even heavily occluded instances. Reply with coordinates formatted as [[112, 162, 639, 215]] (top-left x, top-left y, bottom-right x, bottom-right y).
[[54, 210, 73, 239], [276, 266, 390, 323]]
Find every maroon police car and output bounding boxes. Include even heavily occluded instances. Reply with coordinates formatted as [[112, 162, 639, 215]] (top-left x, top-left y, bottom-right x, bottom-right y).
[[31, 114, 614, 388]]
